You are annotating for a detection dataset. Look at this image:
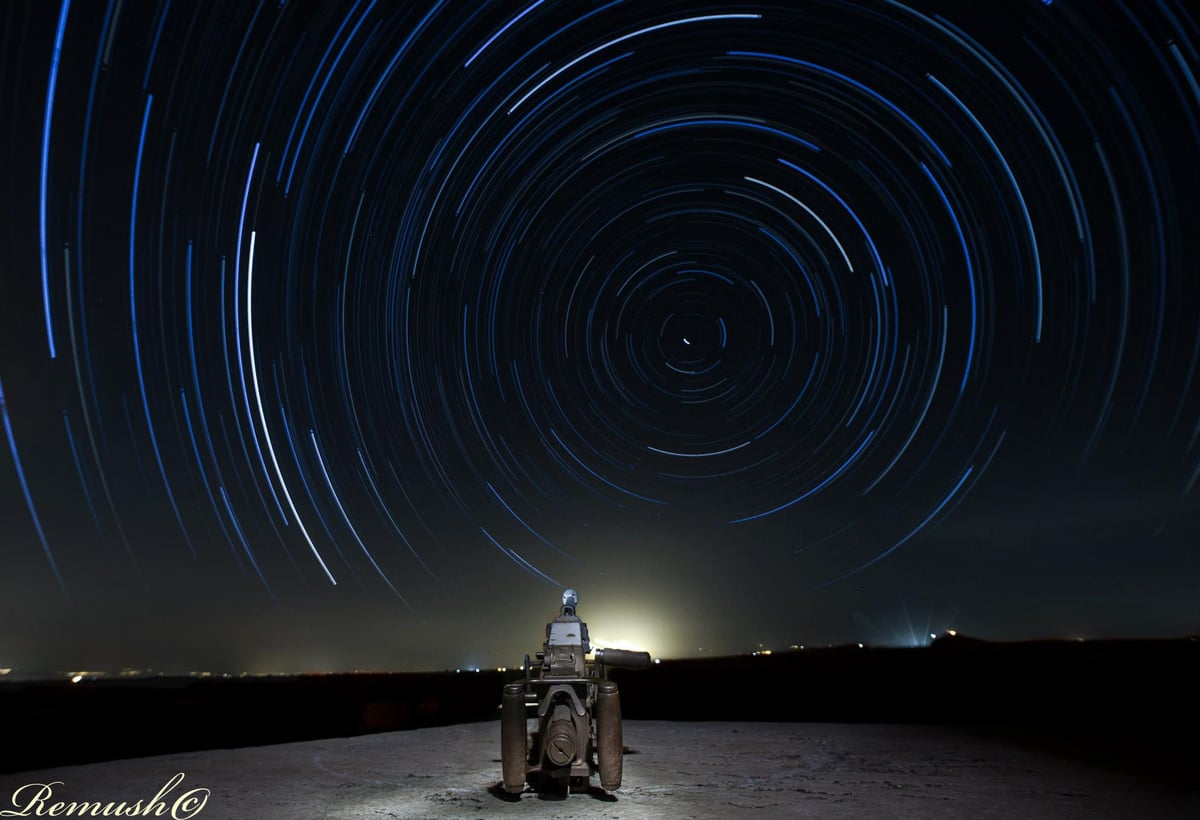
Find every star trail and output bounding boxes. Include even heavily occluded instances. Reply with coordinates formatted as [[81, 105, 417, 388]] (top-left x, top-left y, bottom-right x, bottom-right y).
[[1, 0, 1197, 675]]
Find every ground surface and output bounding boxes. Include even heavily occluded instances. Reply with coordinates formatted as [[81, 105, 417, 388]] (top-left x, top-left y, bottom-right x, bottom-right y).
[[1, 721, 1195, 818]]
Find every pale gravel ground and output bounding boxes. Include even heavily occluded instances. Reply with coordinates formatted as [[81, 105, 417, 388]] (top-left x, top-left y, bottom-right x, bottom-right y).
[[1, 721, 1195, 819]]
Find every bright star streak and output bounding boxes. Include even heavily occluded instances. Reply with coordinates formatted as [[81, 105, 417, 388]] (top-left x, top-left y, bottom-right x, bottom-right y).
[[129, 93, 193, 555], [744, 176, 853, 273], [647, 441, 751, 458], [465, 0, 546, 67], [731, 431, 876, 523], [39, 0, 71, 359], [309, 429, 406, 602], [234, 143, 290, 525], [247, 231, 337, 585], [509, 14, 761, 113], [0, 375, 63, 592], [480, 526, 560, 586]]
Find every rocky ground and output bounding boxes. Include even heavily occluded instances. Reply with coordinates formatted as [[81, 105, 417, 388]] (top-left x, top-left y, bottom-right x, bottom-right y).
[[1, 720, 1195, 818]]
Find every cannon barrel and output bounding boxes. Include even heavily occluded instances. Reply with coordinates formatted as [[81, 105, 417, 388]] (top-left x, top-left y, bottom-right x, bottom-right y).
[[594, 648, 653, 669]]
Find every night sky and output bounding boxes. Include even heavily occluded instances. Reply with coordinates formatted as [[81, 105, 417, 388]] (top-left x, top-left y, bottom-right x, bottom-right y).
[[1, 0, 1197, 678]]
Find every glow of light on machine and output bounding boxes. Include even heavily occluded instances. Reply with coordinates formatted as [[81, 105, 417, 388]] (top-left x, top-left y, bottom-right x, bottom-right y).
[[590, 635, 651, 653]]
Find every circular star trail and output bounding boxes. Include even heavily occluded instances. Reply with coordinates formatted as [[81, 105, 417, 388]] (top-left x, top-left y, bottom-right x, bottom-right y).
[[1, 0, 1198, 668]]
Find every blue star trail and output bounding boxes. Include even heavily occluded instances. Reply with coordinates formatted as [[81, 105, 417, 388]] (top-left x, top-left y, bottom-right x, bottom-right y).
[[1, 0, 1197, 671]]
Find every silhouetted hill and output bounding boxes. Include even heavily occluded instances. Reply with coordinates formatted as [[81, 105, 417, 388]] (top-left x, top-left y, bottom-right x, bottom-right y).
[[3, 637, 1196, 776]]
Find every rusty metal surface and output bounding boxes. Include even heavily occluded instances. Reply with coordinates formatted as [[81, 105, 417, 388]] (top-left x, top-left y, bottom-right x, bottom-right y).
[[500, 683, 526, 793], [500, 589, 649, 796], [596, 681, 622, 790]]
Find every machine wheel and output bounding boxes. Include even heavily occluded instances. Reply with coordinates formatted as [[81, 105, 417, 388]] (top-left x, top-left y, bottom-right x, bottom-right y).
[[501, 683, 527, 793], [596, 680, 623, 790]]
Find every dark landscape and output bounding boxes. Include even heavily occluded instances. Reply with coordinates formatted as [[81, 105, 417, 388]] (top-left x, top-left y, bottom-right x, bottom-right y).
[[4, 636, 1197, 787], [3, 1, 1200, 815]]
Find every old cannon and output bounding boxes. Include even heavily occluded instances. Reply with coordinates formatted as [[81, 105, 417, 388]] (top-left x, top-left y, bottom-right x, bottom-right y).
[[500, 588, 652, 795]]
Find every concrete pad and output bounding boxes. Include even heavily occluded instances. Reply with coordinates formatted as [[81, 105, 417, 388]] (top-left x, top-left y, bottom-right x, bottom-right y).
[[1, 721, 1195, 818]]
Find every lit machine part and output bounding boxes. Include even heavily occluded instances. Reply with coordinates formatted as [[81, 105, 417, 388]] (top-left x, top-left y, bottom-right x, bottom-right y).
[[562, 588, 579, 609], [500, 589, 652, 796]]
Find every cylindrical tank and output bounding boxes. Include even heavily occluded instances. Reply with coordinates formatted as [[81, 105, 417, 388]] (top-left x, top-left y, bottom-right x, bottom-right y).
[[501, 682, 527, 793], [596, 680, 622, 790], [595, 648, 653, 669], [543, 703, 577, 766]]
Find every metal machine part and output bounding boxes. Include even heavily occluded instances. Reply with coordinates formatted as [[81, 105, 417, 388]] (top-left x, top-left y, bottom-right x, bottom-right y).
[[500, 589, 652, 795]]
